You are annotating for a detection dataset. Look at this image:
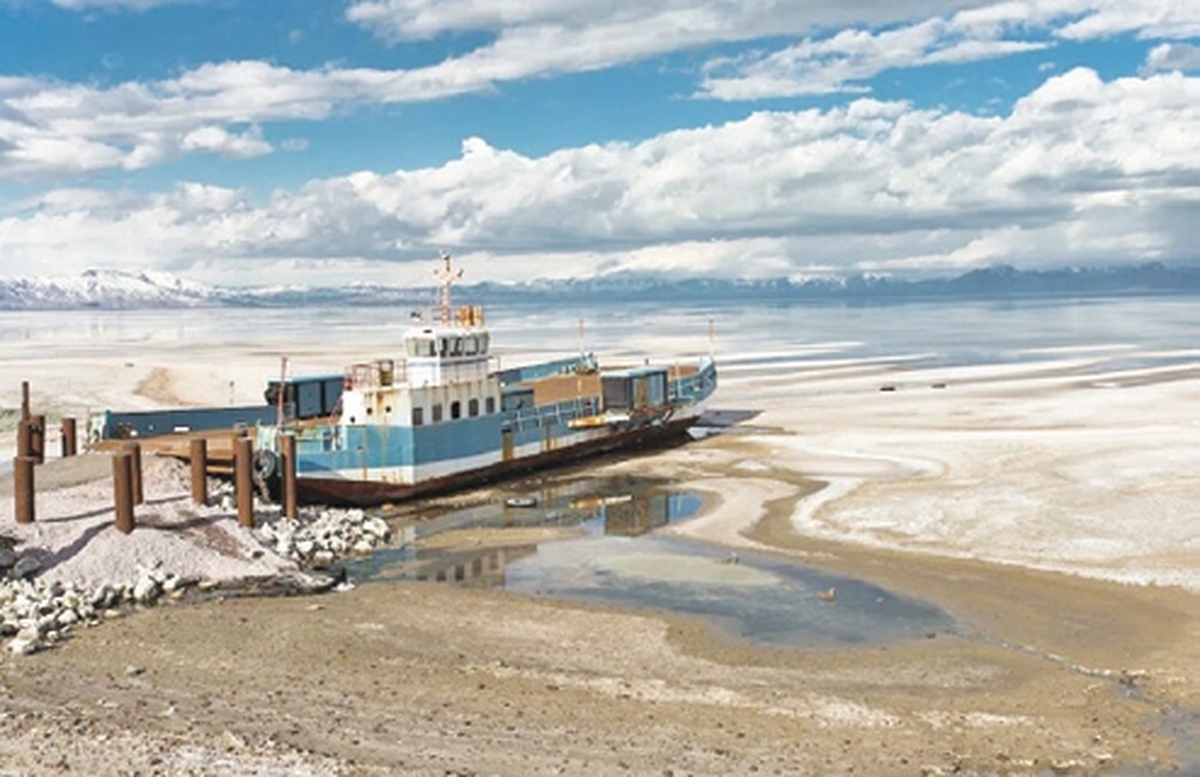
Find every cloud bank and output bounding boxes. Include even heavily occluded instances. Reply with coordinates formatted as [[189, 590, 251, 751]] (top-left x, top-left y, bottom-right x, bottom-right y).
[[5, 0, 1199, 181], [0, 0, 1197, 283], [3, 67, 1198, 284]]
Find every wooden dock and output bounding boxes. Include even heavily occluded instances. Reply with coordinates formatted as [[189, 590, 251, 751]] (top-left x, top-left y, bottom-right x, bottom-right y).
[[91, 427, 256, 475]]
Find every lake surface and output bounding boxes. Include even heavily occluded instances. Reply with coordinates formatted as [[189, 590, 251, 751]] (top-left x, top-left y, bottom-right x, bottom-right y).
[[3, 294, 1198, 371]]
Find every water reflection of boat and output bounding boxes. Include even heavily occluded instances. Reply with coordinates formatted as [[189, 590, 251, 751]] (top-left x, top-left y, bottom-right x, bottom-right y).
[[255, 253, 717, 506], [421, 545, 538, 587], [598, 492, 670, 537], [369, 544, 539, 588], [568, 494, 632, 510]]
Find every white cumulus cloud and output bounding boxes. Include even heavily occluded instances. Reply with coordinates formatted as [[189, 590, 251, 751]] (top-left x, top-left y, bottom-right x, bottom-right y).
[[2, 68, 1199, 284], [1144, 42, 1200, 73], [4, 0, 1200, 182]]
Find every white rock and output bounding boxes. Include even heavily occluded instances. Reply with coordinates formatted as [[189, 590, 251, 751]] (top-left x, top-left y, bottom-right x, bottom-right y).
[[364, 518, 391, 540], [89, 585, 112, 609], [7, 636, 40, 655], [132, 575, 160, 605]]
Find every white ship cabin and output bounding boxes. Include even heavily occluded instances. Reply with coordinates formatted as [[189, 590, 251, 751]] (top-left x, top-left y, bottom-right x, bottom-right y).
[[339, 304, 503, 429]]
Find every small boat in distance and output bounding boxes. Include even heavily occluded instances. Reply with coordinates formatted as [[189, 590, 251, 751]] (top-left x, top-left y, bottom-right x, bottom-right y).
[[254, 253, 718, 506]]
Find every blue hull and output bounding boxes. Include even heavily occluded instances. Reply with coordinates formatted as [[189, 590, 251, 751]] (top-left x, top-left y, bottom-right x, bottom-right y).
[[266, 357, 717, 506]]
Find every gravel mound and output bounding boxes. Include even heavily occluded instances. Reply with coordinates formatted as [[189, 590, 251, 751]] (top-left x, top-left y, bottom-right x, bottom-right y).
[[1, 453, 395, 654]]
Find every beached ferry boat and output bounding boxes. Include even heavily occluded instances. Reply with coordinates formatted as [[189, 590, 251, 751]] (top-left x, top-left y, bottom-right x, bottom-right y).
[[253, 254, 717, 506]]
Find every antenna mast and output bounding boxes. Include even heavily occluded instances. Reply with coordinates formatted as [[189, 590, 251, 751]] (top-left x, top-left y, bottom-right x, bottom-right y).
[[432, 251, 464, 324]]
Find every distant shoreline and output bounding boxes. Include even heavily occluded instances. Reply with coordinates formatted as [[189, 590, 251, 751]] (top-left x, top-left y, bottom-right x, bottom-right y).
[[3, 261, 1200, 311]]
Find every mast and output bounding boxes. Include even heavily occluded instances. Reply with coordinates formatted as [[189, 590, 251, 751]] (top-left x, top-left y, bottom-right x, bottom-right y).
[[432, 250, 464, 325]]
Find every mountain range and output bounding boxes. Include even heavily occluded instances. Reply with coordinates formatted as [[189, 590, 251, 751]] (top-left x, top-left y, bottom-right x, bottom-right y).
[[1, 263, 1198, 311]]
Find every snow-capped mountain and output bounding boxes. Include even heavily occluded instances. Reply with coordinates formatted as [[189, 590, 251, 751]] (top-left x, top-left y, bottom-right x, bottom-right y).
[[0, 268, 429, 310], [1, 263, 1198, 311], [0, 269, 220, 310]]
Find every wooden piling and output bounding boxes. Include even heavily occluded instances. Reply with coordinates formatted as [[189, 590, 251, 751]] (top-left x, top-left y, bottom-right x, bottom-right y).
[[112, 451, 134, 534], [20, 381, 29, 422], [125, 441, 144, 505], [281, 432, 297, 520], [13, 456, 35, 524], [190, 437, 208, 506], [28, 415, 45, 465], [234, 436, 254, 528], [61, 417, 78, 458]]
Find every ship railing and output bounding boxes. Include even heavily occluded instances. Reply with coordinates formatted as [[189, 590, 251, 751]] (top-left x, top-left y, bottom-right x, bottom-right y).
[[668, 357, 717, 404], [345, 359, 409, 391], [509, 394, 602, 432]]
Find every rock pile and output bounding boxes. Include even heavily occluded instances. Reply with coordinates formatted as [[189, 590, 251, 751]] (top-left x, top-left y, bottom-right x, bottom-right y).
[[255, 507, 392, 568], [0, 468, 397, 656], [1, 563, 192, 655]]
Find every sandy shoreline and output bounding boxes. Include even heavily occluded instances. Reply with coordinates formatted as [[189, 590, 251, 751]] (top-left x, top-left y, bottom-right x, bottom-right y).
[[2, 331, 1199, 772], [1, 473, 1196, 774]]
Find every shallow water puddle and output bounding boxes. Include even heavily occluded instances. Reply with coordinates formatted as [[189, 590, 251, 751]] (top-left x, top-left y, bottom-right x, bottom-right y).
[[350, 475, 958, 650]]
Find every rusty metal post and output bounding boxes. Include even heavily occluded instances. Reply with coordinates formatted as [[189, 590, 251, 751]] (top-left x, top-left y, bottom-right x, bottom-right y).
[[281, 432, 297, 520], [112, 451, 134, 534], [190, 437, 208, 506], [124, 441, 144, 505], [234, 436, 254, 528], [16, 419, 31, 458], [28, 415, 45, 465], [20, 381, 29, 422], [61, 417, 78, 458], [13, 456, 34, 524]]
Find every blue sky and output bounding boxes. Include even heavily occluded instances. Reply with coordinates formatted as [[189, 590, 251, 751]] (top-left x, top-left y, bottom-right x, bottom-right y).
[[1, 0, 1198, 286]]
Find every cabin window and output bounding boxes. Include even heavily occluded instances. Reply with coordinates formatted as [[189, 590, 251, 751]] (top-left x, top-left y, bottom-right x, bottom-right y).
[[464, 336, 478, 356], [439, 338, 449, 357], [485, 396, 495, 414], [407, 339, 436, 357], [468, 398, 479, 417], [450, 400, 461, 420], [432, 403, 443, 423], [412, 406, 424, 426], [451, 338, 463, 357], [479, 333, 489, 354]]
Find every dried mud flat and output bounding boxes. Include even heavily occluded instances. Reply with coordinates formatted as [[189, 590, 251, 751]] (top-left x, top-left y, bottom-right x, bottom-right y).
[[0, 468, 1198, 776]]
